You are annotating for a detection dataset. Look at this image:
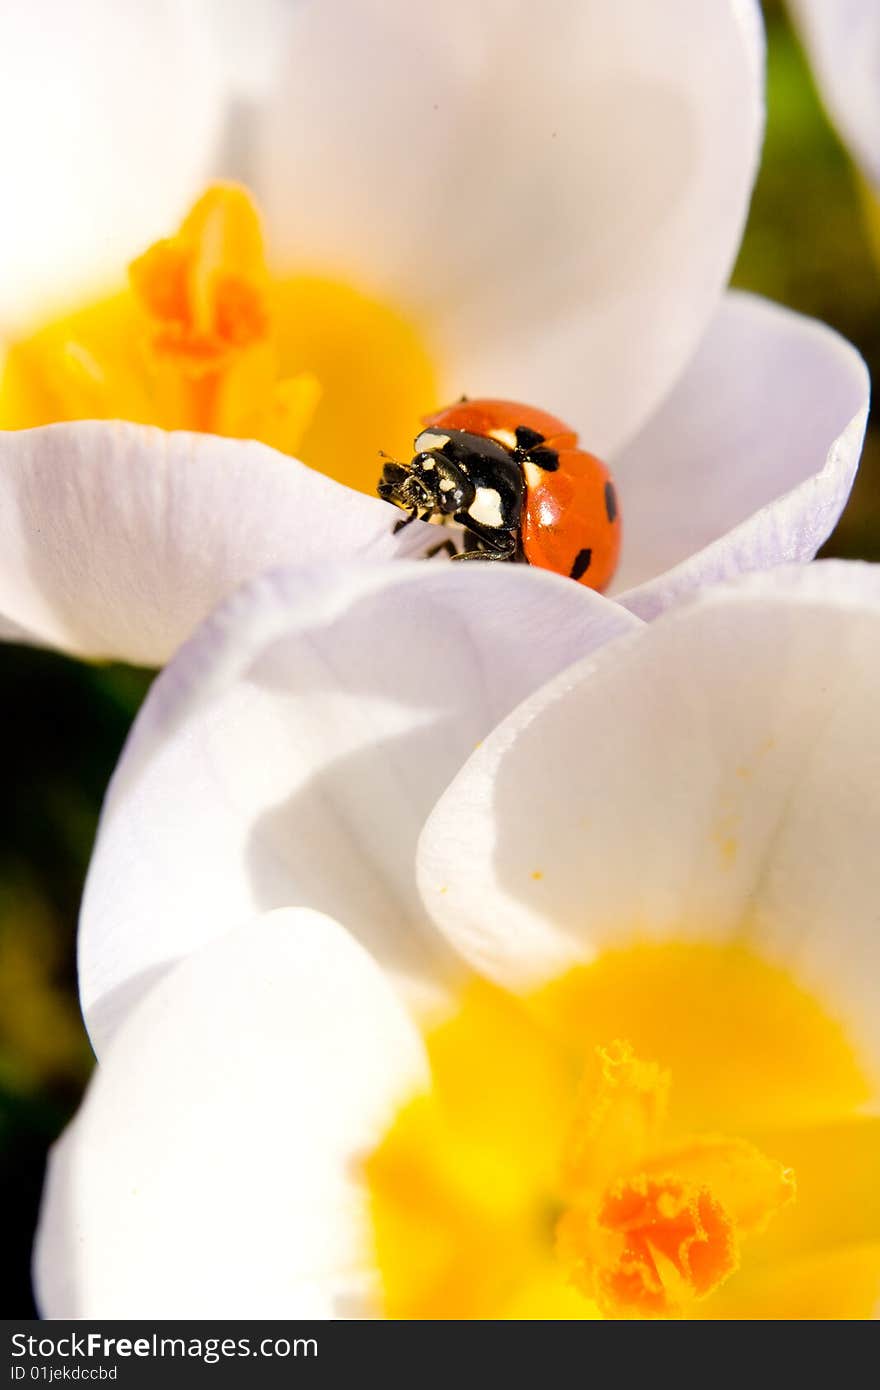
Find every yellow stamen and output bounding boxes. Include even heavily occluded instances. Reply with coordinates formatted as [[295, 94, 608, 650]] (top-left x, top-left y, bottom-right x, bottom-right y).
[[366, 944, 879, 1320], [560, 1039, 669, 1194], [0, 184, 437, 488]]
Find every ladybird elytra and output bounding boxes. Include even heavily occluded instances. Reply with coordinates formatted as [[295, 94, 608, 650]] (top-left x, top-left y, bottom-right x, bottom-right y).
[[377, 397, 621, 591]]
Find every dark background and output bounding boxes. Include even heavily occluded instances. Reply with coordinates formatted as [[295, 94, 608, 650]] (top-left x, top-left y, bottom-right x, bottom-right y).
[[2, 0, 879, 1314]]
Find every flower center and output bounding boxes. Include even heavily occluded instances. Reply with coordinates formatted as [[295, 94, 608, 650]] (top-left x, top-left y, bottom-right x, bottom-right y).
[[0, 184, 437, 493], [365, 943, 880, 1320], [554, 1039, 794, 1317], [128, 184, 320, 452]]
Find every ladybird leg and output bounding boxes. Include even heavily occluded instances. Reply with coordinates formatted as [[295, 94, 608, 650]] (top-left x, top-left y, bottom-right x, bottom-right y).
[[454, 528, 493, 558], [450, 517, 518, 561], [424, 537, 459, 560], [391, 508, 419, 535], [451, 546, 515, 562]]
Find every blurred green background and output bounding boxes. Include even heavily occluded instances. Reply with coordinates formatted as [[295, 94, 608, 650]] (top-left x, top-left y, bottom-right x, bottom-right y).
[[2, 0, 879, 1313]]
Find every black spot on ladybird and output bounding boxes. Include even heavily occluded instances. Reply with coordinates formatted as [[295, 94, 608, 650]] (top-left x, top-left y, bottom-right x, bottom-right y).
[[515, 425, 545, 451], [570, 548, 592, 581], [528, 446, 559, 472], [604, 480, 618, 524]]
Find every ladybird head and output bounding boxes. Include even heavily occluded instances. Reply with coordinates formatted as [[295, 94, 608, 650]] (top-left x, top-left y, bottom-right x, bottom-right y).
[[377, 444, 475, 519], [377, 456, 433, 515]]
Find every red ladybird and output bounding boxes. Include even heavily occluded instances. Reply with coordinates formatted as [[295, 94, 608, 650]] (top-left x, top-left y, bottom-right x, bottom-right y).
[[377, 398, 620, 591]]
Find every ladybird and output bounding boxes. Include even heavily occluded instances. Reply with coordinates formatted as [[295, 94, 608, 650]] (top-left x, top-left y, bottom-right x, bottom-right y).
[[377, 398, 620, 589]]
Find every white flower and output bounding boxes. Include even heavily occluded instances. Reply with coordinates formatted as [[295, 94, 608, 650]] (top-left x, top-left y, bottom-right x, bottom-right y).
[[788, 0, 880, 192], [0, 0, 868, 664], [34, 559, 880, 1318], [75, 561, 640, 1047]]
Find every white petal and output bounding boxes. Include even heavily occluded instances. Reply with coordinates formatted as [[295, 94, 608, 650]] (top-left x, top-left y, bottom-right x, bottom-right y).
[[196, 0, 301, 101], [35, 908, 427, 1319], [611, 292, 869, 619], [788, 0, 880, 189], [0, 1, 226, 326], [80, 560, 639, 1053], [0, 422, 433, 665], [418, 562, 880, 1089], [259, 0, 765, 455]]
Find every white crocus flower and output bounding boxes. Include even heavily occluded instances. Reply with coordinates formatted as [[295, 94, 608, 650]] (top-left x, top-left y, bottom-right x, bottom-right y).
[[0, 0, 869, 664], [34, 560, 880, 1319], [74, 562, 641, 1049], [788, 0, 880, 192]]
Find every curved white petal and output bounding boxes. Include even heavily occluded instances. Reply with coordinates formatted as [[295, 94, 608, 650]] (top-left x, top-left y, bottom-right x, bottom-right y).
[[259, 0, 765, 455], [611, 292, 870, 619], [80, 560, 639, 1053], [35, 908, 427, 1319], [788, 0, 880, 190], [0, 422, 433, 665], [418, 562, 880, 1092], [0, 1, 226, 328]]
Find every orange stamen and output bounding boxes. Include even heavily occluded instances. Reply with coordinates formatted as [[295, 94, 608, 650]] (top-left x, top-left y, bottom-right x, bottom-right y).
[[557, 1041, 795, 1318], [128, 183, 319, 445]]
